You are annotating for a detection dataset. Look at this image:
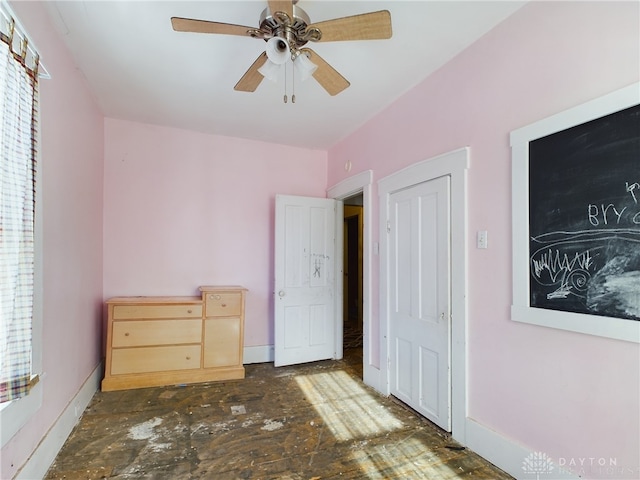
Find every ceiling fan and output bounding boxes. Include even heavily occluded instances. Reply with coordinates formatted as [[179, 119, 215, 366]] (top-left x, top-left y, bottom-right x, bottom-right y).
[[171, 1, 392, 97]]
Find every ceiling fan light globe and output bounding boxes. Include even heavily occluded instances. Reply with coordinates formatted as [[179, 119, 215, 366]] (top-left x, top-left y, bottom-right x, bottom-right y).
[[294, 52, 317, 82], [258, 59, 281, 82], [265, 37, 290, 65]]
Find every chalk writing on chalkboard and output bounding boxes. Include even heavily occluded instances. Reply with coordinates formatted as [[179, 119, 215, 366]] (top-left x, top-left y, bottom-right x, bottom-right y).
[[528, 104, 640, 321]]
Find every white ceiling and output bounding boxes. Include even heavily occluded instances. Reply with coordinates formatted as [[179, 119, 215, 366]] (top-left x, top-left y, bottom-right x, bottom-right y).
[[44, 1, 526, 150]]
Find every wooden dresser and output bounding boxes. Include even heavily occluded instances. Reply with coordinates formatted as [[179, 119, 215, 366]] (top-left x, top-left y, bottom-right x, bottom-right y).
[[102, 286, 246, 391]]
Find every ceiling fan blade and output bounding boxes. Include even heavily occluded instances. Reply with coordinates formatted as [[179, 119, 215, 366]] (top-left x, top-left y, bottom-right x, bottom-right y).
[[268, 1, 294, 22], [171, 17, 256, 37], [234, 52, 268, 92], [308, 10, 392, 42], [301, 48, 350, 96]]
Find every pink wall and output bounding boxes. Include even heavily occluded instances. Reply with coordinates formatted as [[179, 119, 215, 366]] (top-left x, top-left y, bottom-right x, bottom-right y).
[[1, 2, 104, 478], [103, 119, 327, 347], [328, 2, 639, 478]]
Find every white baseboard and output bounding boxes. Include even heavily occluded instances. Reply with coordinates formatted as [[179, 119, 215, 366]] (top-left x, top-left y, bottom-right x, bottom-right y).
[[465, 417, 580, 480], [16, 363, 102, 480], [243, 345, 274, 364]]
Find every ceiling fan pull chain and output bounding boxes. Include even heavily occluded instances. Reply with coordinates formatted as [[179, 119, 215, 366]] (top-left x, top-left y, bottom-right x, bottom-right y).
[[283, 60, 288, 103], [292, 60, 296, 104]]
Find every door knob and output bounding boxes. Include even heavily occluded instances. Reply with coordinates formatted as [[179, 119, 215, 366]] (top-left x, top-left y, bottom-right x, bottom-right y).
[[278, 290, 286, 297]]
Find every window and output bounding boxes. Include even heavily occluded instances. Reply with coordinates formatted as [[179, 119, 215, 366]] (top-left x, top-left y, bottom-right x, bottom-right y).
[[0, 1, 45, 447]]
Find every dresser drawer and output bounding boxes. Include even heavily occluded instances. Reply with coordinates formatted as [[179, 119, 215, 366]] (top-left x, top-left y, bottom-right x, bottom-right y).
[[112, 319, 201, 347], [205, 292, 242, 317], [113, 304, 202, 320], [111, 345, 201, 375]]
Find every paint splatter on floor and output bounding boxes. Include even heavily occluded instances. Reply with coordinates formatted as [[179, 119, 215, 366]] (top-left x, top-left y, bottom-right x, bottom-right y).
[[128, 417, 162, 440], [260, 418, 285, 431]]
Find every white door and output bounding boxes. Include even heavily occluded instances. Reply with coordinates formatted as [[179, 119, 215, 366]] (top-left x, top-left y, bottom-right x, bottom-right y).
[[274, 194, 337, 367], [389, 176, 451, 430]]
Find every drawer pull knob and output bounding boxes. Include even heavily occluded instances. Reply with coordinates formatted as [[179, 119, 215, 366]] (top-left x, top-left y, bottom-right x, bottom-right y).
[[187, 309, 192, 313], [186, 356, 191, 360], [221, 304, 227, 307], [124, 332, 129, 336]]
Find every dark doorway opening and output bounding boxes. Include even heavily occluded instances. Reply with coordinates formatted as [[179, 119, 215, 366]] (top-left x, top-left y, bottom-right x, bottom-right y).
[[343, 195, 363, 378]]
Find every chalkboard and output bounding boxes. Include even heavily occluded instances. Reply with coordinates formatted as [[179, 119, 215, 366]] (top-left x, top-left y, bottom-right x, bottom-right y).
[[528, 104, 640, 321]]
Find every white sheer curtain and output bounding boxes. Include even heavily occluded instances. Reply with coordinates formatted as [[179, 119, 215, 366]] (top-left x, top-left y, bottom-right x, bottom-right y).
[[0, 25, 39, 403]]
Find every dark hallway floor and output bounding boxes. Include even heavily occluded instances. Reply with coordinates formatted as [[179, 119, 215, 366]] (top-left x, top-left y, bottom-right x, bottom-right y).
[[45, 350, 512, 479]]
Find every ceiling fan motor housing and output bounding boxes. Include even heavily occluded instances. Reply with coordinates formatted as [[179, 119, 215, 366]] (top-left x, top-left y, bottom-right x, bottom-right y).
[[258, 5, 321, 52]]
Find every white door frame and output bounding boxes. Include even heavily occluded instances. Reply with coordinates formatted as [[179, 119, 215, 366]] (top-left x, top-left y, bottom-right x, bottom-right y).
[[379, 148, 469, 443], [327, 170, 379, 387]]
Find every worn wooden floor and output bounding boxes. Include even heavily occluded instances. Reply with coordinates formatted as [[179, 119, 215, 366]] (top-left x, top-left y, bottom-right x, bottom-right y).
[[45, 348, 512, 479]]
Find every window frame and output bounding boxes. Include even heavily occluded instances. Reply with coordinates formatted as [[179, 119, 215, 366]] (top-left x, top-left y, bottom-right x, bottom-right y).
[[0, 0, 44, 446], [0, 142, 43, 447]]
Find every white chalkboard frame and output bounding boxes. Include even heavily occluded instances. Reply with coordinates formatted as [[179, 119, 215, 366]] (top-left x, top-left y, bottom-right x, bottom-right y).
[[510, 83, 640, 343]]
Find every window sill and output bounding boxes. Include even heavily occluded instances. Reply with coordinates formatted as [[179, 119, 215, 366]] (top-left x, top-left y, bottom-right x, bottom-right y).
[[0, 374, 43, 447]]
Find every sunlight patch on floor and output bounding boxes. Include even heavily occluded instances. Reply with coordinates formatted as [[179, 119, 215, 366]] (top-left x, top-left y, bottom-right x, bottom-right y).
[[352, 437, 459, 479], [294, 370, 404, 442]]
